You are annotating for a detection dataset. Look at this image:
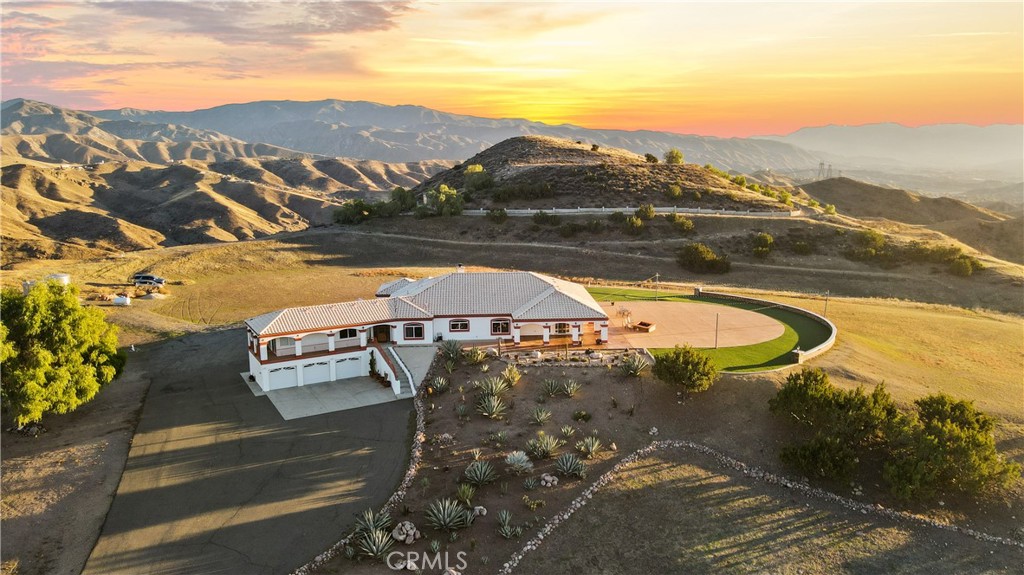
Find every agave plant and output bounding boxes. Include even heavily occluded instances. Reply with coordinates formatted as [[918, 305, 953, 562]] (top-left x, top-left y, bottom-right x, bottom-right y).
[[561, 379, 582, 398], [455, 483, 476, 506], [425, 498, 468, 531], [541, 379, 561, 398], [576, 436, 603, 459], [529, 407, 552, 426], [554, 453, 588, 479], [357, 529, 395, 560], [475, 376, 512, 397], [560, 425, 576, 438], [440, 339, 463, 362], [504, 450, 534, 475], [444, 359, 457, 374], [618, 353, 650, 377], [464, 347, 487, 365], [489, 429, 509, 447], [476, 394, 507, 419], [429, 539, 441, 554], [526, 432, 565, 459], [496, 509, 513, 529], [470, 447, 482, 461], [501, 364, 522, 385], [455, 403, 469, 420], [430, 376, 450, 394], [463, 460, 498, 486], [522, 476, 539, 491], [354, 508, 392, 537]]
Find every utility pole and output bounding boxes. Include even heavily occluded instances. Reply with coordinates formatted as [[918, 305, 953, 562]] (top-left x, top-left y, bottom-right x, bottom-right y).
[[655, 273, 660, 301], [715, 312, 720, 349], [824, 290, 830, 317]]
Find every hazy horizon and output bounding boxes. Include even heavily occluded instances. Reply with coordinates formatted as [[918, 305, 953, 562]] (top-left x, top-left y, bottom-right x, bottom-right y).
[[3, 1, 1022, 137]]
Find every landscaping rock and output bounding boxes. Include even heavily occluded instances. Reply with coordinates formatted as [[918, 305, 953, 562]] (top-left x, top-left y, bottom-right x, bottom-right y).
[[473, 506, 487, 518], [391, 520, 421, 544]]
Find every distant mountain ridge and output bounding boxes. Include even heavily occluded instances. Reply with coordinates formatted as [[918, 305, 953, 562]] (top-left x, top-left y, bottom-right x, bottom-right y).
[[84, 98, 824, 172]]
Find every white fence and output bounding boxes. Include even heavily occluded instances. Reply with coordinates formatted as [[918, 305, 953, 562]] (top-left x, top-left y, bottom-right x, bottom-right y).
[[463, 206, 801, 218]]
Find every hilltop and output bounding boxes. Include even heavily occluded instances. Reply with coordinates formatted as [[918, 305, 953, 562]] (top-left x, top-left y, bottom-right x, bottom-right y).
[[412, 136, 792, 212], [801, 178, 1021, 262]]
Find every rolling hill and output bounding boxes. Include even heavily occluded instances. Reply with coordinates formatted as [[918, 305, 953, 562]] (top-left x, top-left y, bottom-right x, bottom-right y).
[[411, 136, 792, 212], [801, 178, 1022, 263]]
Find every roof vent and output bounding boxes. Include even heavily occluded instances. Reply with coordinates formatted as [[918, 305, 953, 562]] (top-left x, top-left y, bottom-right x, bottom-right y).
[[456, 264, 465, 273]]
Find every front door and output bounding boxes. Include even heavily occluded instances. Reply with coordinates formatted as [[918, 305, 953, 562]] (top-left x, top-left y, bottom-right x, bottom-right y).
[[373, 325, 391, 343]]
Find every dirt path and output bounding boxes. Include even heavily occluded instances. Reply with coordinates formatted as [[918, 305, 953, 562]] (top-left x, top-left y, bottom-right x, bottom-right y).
[[1, 346, 152, 575]]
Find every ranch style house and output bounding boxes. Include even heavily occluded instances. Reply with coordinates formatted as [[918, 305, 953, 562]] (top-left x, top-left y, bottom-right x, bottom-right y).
[[244, 270, 610, 394]]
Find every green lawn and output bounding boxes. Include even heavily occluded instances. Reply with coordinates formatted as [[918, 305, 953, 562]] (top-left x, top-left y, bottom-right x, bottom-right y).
[[587, 286, 832, 372]]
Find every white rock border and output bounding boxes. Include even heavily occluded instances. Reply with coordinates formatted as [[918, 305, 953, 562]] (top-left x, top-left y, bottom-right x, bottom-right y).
[[498, 439, 1023, 574], [290, 388, 427, 574]]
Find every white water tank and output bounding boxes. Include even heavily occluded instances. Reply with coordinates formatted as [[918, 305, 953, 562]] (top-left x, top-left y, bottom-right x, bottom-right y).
[[113, 295, 131, 306], [45, 273, 71, 285]]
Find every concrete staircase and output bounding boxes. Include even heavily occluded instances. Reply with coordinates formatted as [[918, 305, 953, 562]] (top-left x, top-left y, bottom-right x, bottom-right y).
[[384, 344, 416, 399]]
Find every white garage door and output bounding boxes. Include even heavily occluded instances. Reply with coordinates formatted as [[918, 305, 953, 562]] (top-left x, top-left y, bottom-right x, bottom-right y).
[[268, 366, 298, 390], [303, 361, 331, 386], [334, 357, 363, 380]]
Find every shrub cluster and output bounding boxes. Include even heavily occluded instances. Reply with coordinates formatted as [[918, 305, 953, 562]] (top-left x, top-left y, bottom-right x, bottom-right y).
[[752, 232, 774, 259], [769, 369, 1020, 502], [493, 181, 555, 203], [532, 211, 562, 226], [676, 242, 731, 274], [846, 231, 984, 276]]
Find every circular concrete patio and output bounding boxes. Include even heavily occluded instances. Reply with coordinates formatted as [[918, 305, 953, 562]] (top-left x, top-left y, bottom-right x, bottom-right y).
[[601, 301, 785, 349]]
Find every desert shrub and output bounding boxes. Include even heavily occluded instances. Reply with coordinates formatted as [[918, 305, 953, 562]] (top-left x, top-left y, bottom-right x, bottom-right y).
[[487, 208, 508, 224], [665, 184, 682, 199], [652, 345, 719, 394], [585, 219, 607, 234], [752, 232, 774, 259], [676, 243, 731, 274], [572, 410, 591, 422], [623, 216, 645, 236], [558, 222, 585, 237], [692, 190, 702, 201], [792, 241, 814, 255], [807, 199, 820, 208], [664, 148, 684, 165], [883, 395, 1021, 501], [591, 144, 600, 152], [334, 199, 376, 224], [533, 211, 561, 226], [824, 204, 837, 215], [425, 498, 469, 531], [634, 203, 656, 221], [644, 152, 659, 163], [855, 229, 886, 251], [666, 213, 694, 234], [607, 211, 627, 224], [463, 164, 494, 192], [779, 190, 792, 205], [463, 460, 498, 486]]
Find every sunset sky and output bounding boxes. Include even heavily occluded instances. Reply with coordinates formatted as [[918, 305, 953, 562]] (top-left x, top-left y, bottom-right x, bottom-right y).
[[2, 1, 1022, 136]]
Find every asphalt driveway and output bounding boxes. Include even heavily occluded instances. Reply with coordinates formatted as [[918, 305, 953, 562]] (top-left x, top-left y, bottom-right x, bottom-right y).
[[82, 328, 413, 575]]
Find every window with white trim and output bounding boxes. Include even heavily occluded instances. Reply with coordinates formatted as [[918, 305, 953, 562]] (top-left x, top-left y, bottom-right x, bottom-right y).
[[338, 328, 358, 339], [554, 323, 571, 335], [404, 323, 425, 340], [491, 319, 511, 335], [449, 319, 470, 332]]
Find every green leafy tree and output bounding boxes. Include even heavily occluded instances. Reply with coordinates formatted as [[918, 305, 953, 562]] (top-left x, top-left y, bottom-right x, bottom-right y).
[[883, 394, 1021, 501], [426, 184, 464, 217], [664, 148, 684, 165], [334, 199, 375, 224], [390, 186, 417, 211], [463, 164, 494, 193], [652, 345, 718, 394], [1, 282, 124, 427]]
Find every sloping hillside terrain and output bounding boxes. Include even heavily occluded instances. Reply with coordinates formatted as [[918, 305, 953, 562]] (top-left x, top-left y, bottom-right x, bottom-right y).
[[412, 136, 792, 212], [801, 178, 1022, 263]]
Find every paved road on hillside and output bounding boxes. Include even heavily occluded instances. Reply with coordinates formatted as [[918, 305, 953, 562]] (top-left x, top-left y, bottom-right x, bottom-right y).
[[82, 328, 412, 575]]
